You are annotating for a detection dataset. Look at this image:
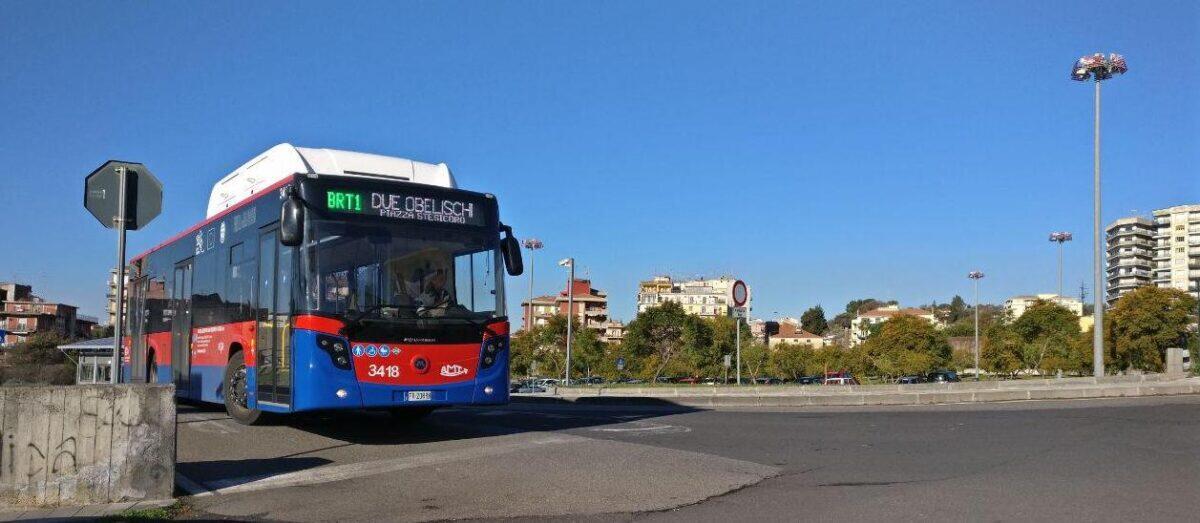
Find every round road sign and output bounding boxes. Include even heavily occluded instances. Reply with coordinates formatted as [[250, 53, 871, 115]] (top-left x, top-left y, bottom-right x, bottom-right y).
[[730, 280, 748, 308]]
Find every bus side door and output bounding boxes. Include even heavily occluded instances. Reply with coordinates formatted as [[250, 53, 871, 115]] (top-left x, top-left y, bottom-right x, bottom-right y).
[[172, 259, 194, 397]]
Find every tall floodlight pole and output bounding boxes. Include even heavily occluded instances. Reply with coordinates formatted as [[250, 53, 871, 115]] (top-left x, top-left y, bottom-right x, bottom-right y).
[[968, 271, 985, 381], [558, 258, 575, 386], [1049, 232, 1073, 297], [522, 239, 543, 331], [1072, 52, 1127, 377]]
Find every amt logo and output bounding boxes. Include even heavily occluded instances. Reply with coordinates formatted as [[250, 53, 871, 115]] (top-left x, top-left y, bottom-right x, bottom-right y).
[[439, 364, 469, 377]]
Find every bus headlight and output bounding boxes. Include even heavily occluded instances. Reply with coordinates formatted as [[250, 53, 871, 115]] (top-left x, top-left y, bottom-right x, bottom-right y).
[[316, 334, 353, 371]]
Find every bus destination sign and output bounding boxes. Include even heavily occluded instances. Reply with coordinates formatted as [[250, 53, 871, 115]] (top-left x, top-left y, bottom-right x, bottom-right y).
[[326, 189, 485, 226]]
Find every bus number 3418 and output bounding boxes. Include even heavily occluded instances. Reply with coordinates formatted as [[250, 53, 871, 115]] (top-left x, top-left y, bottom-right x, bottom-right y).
[[368, 365, 401, 378]]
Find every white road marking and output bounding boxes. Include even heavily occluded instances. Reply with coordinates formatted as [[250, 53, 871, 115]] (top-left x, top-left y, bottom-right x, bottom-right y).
[[591, 421, 691, 435], [181, 433, 583, 497]]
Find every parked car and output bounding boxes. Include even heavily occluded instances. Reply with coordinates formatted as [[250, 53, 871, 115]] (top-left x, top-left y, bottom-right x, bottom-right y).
[[795, 375, 823, 385], [655, 376, 675, 384], [676, 377, 701, 384], [897, 375, 926, 384], [578, 376, 605, 385], [824, 373, 860, 385], [927, 370, 961, 383], [755, 377, 785, 385], [701, 377, 722, 386], [615, 377, 644, 384]]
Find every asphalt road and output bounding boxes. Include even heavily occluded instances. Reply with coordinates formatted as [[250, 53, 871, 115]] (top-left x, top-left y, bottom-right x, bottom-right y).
[[177, 396, 1200, 522]]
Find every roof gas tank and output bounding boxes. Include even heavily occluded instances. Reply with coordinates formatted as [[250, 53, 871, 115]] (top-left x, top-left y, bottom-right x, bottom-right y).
[[206, 143, 456, 218]]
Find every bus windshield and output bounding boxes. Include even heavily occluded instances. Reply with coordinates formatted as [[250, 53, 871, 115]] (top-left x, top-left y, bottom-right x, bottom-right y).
[[301, 218, 502, 323]]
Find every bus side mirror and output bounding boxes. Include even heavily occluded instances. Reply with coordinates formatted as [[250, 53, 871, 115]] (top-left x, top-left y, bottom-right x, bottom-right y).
[[280, 196, 304, 247], [501, 230, 523, 276]]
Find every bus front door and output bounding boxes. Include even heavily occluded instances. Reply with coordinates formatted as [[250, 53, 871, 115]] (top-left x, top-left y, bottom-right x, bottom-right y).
[[256, 229, 292, 408], [171, 259, 194, 397]]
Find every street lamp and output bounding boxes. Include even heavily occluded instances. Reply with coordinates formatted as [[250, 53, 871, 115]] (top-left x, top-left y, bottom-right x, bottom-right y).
[[522, 238, 544, 331], [558, 257, 574, 386], [1049, 232, 1073, 297], [1072, 52, 1128, 377], [968, 271, 985, 381]]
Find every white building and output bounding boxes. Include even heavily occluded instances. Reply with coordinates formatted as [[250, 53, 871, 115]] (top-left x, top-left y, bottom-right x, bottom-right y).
[[636, 276, 748, 318], [849, 305, 939, 346], [1005, 294, 1084, 320], [1151, 204, 1200, 296], [1105, 216, 1155, 304], [1107, 204, 1200, 305]]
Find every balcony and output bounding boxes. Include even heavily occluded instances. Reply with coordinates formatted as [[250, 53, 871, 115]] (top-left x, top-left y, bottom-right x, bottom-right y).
[[1107, 271, 1150, 282], [1107, 239, 1153, 251]]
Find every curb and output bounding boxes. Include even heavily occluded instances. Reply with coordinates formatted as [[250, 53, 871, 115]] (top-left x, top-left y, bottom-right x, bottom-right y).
[[0, 498, 174, 521], [513, 381, 1200, 408]]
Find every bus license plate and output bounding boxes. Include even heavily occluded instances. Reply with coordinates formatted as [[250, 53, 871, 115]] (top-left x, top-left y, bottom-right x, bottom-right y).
[[407, 391, 432, 402]]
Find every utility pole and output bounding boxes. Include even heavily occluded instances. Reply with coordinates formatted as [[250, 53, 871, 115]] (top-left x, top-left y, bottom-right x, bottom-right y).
[[1072, 52, 1127, 377], [1049, 232, 1073, 298], [522, 239, 543, 331], [558, 257, 575, 386], [968, 271, 985, 381]]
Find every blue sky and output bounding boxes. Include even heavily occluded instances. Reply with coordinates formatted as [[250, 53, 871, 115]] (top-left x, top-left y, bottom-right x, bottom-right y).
[[1, 1, 1196, 323]]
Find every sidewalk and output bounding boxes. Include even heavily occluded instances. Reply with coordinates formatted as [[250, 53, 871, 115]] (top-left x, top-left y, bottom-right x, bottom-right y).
[[514, 375, 1200, 408], [0, 499, 174, 522]]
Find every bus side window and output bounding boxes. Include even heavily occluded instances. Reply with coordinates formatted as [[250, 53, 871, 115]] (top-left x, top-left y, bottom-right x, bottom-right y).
[[227, 242, 255, 322]]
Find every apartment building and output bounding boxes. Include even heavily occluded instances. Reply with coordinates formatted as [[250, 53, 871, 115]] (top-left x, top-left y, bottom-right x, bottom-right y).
[[1106, 204, 1200, 305], [106, 267, 130, 326], [0, 282, 88, 345], [1005, 294, 1084, 319], [520, 279, 610, 330], [849, 305, 939, 346], [1105, 216, 1155, 304], [1151, 204, 1200, 295], [636, 276, 747, 318]]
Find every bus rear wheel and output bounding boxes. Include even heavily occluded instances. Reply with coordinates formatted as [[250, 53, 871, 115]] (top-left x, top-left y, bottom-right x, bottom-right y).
[[223, 351, 263, 425]]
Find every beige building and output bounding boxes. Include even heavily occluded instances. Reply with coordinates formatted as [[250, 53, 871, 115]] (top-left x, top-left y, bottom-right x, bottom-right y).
[[1106, 204, 1200, 305], [1151, 204, 1200, 296], [768, 322, 827, 350], [636, 276, 747, 318], [849, 305, 939, 346], [520, 279, 609, 331], [597, 319, 626, 344], [1005, 294, 1084, 320]]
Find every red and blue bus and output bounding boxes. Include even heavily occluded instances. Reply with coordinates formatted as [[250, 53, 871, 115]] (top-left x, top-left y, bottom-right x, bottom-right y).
[[121, 145, 523, 424]]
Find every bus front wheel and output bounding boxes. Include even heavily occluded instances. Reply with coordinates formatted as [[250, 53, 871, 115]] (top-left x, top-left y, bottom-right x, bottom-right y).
[[223, 351, 263, 425]]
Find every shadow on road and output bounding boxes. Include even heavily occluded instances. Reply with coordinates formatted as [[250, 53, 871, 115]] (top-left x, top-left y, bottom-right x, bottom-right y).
[[178, 397, 703, 447]]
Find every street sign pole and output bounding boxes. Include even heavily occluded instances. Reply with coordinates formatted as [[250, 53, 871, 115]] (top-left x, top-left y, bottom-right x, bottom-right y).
[[85, 160, 162, 385], [735, 314, 741, 386], [111, 166, 128, 384]]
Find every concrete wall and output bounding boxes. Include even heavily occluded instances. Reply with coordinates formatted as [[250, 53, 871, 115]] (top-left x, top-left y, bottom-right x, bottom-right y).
[[0, 384, 175, 507]]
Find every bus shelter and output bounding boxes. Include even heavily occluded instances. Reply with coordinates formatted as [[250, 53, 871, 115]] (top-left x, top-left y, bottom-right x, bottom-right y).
[[57, 337, 114, 384]]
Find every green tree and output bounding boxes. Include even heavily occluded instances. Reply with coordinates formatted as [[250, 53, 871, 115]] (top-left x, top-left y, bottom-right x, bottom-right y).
[[1105, 287, 1197, 372], [740, 341, 770, 381], [624, 302, 711, 381], [3, 332, 75, 385], [1011, 300, 1080, 374], [769, 345, 816, 380], [948, 295, 968, 323], [705, 316, 747, 377], [981, 323, 1022, 376], [859, 315, 950, 379], [801, 306, 828, 335]]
